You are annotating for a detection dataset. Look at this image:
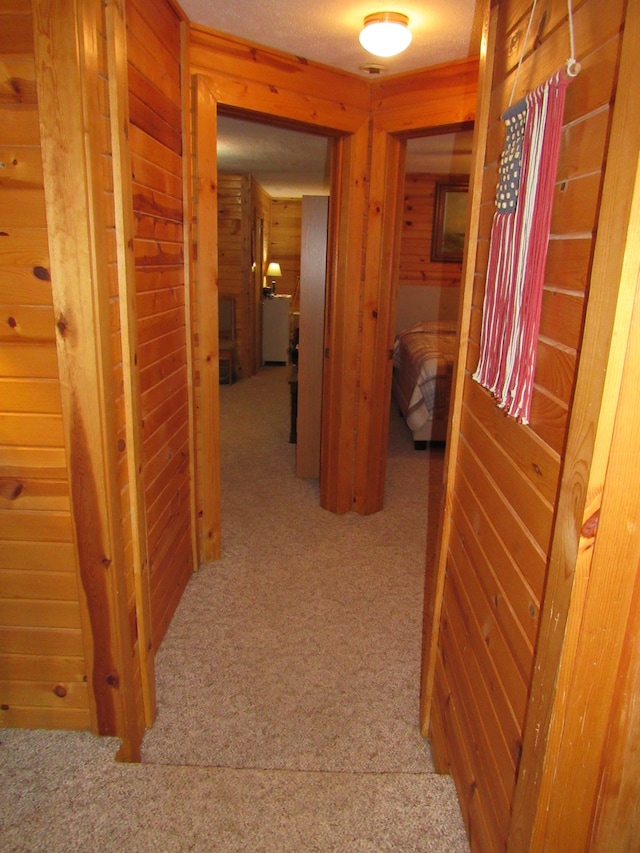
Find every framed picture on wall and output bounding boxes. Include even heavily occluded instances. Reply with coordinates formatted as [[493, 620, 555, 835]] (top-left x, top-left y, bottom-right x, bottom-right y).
[[431, 180, 469, 263]]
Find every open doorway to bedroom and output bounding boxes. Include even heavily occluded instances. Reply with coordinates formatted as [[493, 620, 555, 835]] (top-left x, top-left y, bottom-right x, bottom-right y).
[[390, 128, 474, 453]]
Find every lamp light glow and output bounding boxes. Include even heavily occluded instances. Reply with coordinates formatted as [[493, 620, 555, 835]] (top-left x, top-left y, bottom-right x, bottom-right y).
[[264, 261, 282, 296], [359, 12, 412, 58]]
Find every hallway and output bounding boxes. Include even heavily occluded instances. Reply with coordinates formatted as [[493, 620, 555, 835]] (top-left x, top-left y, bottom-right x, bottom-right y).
[[1, 367, 469, 851]]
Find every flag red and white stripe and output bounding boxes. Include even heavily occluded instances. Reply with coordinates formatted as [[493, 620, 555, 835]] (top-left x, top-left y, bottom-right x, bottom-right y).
[[473, 70, 569, 423]]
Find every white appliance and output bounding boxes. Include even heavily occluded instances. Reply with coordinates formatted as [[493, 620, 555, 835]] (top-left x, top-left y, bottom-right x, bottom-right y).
[[262, 295, 291, 364]]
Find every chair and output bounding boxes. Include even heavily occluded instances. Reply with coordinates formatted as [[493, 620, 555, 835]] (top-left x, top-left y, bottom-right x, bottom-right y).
[[218, 296, 235, 384]]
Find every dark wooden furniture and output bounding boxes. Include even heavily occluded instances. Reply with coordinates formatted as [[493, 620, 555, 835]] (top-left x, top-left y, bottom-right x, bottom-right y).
[[288, 366, 298, 443]]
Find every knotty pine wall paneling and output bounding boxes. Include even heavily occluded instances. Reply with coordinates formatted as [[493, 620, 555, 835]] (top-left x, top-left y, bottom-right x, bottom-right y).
[[269, 197, 302, 300], [422, 0, 640, 849], [0, 4, 89, 732], [397, 172, 465, 330], [217, 173, 274, 379], [126, 0, 193, 649], [217, 173, 250, 379], [399, 173, 464, 288]]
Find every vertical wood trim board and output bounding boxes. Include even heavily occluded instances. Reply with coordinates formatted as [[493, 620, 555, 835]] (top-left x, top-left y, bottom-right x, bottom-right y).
[[104, 0, 156, 727], [32, 0, 143, 759], [320, 122, 371, 513], [193, 74, 221, 562], [352, 126, 406, 514], [180, 21, 200, 577]]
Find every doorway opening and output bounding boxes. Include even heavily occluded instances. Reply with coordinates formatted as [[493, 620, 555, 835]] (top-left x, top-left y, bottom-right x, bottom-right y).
[[214, 112, 334, 538], [216, 113, 333, 385]]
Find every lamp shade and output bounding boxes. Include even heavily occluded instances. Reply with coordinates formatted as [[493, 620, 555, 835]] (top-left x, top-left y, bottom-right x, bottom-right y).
[[266, 262, 282, 278], [359, 12, 412, 58]]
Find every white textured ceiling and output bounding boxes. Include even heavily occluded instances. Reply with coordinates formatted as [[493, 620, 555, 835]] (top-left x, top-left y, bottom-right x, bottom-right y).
[[178, 0, 481, 196], [180, 0, 482, 77]]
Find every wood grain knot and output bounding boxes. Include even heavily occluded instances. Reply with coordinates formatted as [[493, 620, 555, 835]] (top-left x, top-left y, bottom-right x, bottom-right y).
[[106, 672, 120, 688], [33, 266, 51, 281], [581, 510, 599, 539], [0, 478, 23, 500]]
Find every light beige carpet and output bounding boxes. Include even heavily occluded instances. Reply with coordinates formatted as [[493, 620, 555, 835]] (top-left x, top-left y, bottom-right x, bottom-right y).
[[1, 366, 469, 852]]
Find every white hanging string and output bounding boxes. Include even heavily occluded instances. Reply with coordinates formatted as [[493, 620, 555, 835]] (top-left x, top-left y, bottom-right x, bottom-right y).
[[565, 0, 581, 77], [508, 0, 581, 108]]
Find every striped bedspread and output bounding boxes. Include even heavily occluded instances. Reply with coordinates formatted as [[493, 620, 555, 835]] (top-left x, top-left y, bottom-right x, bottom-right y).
[[392, 322, 457, 430]]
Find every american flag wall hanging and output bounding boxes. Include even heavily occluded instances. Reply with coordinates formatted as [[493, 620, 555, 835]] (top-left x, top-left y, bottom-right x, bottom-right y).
[[473, 69, 571, 424]]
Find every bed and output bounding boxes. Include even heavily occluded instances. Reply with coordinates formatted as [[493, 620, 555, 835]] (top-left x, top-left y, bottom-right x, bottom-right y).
[[391, 320, 457, 448]]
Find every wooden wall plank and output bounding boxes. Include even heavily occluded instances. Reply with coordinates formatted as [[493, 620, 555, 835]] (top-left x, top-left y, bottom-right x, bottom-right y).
[[0, 623, 83, 656], [0, 481, 69, 513], [1, 598, 81, 629], [443, 563, 519, 816], [0, 12, 33, 55], [0, 412, 63, 446], [0, 704, 90, 729], [425, 0, 638, 848], [439, 590, 510, 852], [0, 378, 61, 413], [0, 72, 39, 118], [0, 569, 78, 601], [431, 655, 497, 853], [0, 539, 75, 570], [0, 652, 84, 681], [451, 455, 537, 689]]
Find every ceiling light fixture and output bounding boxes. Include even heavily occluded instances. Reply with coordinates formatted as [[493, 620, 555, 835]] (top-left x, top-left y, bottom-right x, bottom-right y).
[[359, 11, 412, 58], [359, 63, 388, 75]]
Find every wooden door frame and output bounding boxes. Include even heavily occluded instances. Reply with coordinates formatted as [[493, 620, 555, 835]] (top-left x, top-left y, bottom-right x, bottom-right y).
[[191, 95, 370, 541], [188, 40, 479, 548], [353, 61, 479, 514]]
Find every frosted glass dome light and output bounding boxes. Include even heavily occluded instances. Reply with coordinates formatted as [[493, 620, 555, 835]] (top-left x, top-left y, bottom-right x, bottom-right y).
[[359, 12, 412, 58]]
